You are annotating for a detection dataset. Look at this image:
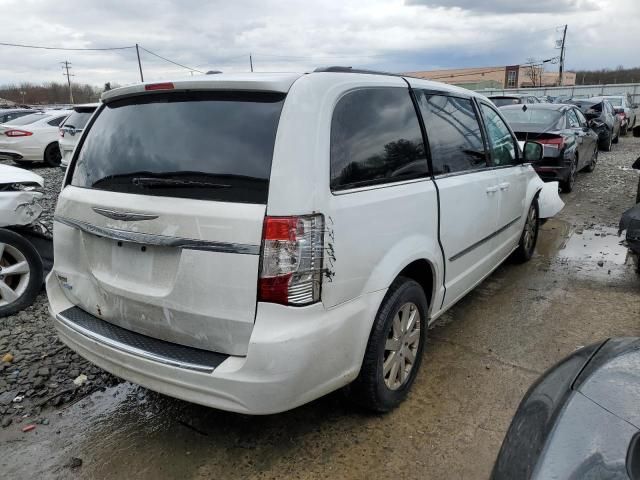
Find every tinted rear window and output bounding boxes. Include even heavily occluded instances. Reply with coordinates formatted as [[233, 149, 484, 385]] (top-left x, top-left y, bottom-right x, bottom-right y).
[[70, 91, 285, 204], [5, 113, 50, 125], [63, 110, 94, 130], [491, 97, 521, 107], [501, 108, 564, 127]]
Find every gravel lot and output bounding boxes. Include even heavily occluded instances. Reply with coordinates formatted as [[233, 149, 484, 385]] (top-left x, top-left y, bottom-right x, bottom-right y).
[[1, 135, 639, 479]]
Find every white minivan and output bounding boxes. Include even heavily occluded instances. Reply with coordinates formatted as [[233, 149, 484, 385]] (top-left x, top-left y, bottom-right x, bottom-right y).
[[47, 69, 561, 414]]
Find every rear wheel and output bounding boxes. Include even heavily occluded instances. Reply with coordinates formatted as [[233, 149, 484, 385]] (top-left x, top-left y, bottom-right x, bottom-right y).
[[621, 125, 628, 136], [43, 143, 61, 167], [561, 155, 578, 193], [584, 145, 598, 173], [347, 277, 428, 412], [512, 199, 539, 263], [601, 131, 613, 151], [0, 229, 43, 318], [613, 128, 620, 144]]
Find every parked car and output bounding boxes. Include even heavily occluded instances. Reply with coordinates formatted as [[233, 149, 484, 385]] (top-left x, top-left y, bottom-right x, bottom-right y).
[[489, 94, 541, 107], [567, 97, 620, 151], [492, 338, 640, 480], [500, 104, 599, 193], [0, 110, 71, 166], [601, 95, 637, 135], [59, 103, 99, 168], [47, 70, 563, 415], [0, 164, 52, 317], [0, 108, 36, 124]]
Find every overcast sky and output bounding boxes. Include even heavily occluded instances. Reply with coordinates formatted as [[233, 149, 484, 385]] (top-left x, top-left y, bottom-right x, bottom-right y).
[[1, 0, 637, 86]]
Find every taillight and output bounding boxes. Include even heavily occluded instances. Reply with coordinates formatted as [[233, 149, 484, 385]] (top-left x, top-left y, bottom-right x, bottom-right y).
[[59, 128, 65, 138], [259, 214, 324, 306], [537, 137, 564, 149], [145, 82, 175, 91], [4, 129, 33, 137]]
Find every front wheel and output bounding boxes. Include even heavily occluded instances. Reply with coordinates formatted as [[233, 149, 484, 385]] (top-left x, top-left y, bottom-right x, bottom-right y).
[[347, 277, 428, 412], [584, 146, 598, 173], [512, 199, 539, 263], [0, 229, 43, 317]]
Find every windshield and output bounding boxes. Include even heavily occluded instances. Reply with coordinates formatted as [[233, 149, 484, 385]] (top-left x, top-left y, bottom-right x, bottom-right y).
[[63, 110, 94, 130], [4, 113, 50, 125], [501, 108, 564, 127], [70, 91, 285, 204], [491, 97, 522, 107]]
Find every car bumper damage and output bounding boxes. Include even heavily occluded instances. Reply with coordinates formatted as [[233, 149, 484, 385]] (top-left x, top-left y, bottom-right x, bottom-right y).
[[532, 176, 564, 218], [0, 190, 44, 227], [47, 272, 386, 414]]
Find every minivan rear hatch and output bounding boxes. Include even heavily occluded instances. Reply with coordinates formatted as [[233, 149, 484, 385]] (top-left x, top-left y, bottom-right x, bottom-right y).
[[53, 89, 286, 356]]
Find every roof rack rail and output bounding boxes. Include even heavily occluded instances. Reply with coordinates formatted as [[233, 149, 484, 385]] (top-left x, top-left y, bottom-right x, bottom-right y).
[[313, 66, 402, 77]]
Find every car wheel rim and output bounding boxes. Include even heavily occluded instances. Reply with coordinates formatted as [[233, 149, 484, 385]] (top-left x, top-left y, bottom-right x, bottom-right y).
[[383, 302, 420, 391], [523, 205, 537, 252], [0, 243, 30, 307]]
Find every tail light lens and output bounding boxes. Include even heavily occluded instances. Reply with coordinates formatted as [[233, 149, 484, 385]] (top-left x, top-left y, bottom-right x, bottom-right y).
[[4, 129, 33, 137], [538, 137, 565, 150], [259, 214, 324, 306], [59, 128, 65, 138], [145, 82, 175, 91]]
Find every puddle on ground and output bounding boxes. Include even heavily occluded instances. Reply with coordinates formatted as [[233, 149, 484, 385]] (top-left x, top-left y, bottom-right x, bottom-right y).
[[538, 219, 637, 281]]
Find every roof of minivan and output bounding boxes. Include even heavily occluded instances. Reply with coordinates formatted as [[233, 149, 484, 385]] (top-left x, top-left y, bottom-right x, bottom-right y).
[[102, 71, 483, 103]]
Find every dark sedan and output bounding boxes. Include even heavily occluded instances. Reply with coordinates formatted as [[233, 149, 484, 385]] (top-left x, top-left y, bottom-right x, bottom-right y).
[[492, 338, 640, 480], [567, 97, 621, 151], [500, 104, 599, 192]]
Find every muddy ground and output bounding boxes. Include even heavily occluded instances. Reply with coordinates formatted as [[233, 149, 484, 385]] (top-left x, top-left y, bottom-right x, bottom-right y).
[[1, 137, 640, 479]]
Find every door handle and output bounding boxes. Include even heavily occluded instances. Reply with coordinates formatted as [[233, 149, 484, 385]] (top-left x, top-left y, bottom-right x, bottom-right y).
[[486, 186, 499, 194], [498, 182, 510, 191]]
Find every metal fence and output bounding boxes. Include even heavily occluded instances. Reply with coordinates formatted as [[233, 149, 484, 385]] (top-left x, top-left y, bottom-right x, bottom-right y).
[[475, 83, 640, 104]]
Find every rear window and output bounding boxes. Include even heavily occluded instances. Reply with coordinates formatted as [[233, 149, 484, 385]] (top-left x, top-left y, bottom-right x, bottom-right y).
[[501, 108, 564, 127], [606, 97, 623, 106], [70, 91, 285, 204], [5, 113, 50, 125], [491, 97, 521, 107], [63, 110, 94, 130]]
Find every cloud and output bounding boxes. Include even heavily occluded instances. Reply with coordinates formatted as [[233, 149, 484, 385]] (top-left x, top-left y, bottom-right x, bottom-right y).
[[0, 0, 637, 87], [405, 0, 599, 14]]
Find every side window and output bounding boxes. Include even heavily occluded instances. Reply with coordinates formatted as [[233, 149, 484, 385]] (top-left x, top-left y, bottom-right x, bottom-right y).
[[330, 88, 428, 190], [48, 116, 65, 127], [567, 109, 580, 128], [479, 104, 518, 167], [416, 93, 487, 175], [575, 109, 587, 126]]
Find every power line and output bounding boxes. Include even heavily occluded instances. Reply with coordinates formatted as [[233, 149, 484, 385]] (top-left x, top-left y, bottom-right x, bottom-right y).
[[0, 41, 134, 51], [138, 46, 205, 74]]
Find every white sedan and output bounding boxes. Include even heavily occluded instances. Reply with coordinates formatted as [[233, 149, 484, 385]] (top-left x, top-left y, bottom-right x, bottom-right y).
[[0, 110, 71, 167]]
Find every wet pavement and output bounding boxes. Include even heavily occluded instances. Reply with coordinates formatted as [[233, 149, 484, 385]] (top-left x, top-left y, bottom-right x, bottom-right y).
[[1, 138, 640, 479]]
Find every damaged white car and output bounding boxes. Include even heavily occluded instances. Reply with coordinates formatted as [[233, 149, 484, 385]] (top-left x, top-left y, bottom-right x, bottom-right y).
[[0, 164, 51, 316]]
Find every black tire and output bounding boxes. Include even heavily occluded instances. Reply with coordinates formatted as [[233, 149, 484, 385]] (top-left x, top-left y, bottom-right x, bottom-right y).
[[0, 229, 43, 318], [43, 142, 61, 167], [600, 132, 613, 151], [584, 146, 598, 173], [512, 199, 539, 263], [347, 277, 428, 412], [560, 155, 578, 193], [621, 125, 628, 136], [612, 130, 619, 144]]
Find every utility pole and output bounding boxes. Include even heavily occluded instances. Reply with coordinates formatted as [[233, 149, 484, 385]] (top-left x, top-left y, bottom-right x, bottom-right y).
[[250, 53, 253, 72], [136, 43, 144, 82], [61, 61, 74, 104], [558, 24, 567, 86]]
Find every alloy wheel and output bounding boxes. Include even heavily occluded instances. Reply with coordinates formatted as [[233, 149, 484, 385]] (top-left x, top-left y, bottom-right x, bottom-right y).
[[0, 243, 31, 307], [383, 302, 421, 390], [522, 204, 538, 253]]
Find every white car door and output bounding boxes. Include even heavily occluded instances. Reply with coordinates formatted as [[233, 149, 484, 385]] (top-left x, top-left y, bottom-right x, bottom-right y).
[[415, 92, 502, 310], [478, 102, 528, 259]]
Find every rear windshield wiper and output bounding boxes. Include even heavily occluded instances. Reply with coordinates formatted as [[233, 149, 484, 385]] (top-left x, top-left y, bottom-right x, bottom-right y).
[[131, 177, 231, 189]]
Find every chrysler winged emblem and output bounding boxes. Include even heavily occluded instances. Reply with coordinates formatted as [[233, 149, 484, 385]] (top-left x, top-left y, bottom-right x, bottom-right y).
[[92, 208, 159, 222]]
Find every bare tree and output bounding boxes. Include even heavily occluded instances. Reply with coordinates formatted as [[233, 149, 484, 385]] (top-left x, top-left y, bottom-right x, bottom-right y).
[[524, 57, 543, 87]]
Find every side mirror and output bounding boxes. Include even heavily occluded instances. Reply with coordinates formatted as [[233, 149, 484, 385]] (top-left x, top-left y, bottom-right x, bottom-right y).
[[632, 157, 640, 170], [523, 141, 543, 163]]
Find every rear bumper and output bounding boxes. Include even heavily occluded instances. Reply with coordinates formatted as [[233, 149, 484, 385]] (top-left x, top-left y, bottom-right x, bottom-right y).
[[47, 272, 385, 414], [534, 164, 570, 182]]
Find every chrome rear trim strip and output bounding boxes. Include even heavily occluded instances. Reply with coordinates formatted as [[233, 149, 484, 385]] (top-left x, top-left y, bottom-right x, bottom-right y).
[[54, 215, 260, 255]]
